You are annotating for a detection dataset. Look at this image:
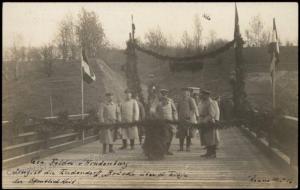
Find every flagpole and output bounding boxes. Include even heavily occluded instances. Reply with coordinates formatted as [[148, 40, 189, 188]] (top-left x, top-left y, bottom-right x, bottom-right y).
[[81, 48, 85, 143], [272, 55, 276, 110]]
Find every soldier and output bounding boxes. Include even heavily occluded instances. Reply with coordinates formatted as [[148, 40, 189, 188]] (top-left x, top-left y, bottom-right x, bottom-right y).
[[119, 89, 140, 150], [177, 87, 199, 152], [198, 89, 219, 158], [133, 94, 146, 144], [98, 92, 120, 154], [211, 96, 221, 146], [155, 89, 178, 155]]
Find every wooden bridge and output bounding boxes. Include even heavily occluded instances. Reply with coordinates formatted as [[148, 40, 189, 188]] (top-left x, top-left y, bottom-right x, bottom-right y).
[[2, 115, 298, 188]]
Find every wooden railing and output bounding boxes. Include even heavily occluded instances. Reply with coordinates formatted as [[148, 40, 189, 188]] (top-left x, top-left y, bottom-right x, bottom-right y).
[[240, 111, 298, 168], [2, 114, 98, 169]]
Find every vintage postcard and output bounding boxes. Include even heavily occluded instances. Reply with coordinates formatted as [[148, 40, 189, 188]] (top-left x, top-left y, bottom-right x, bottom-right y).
[[2, 2, 298, 189]]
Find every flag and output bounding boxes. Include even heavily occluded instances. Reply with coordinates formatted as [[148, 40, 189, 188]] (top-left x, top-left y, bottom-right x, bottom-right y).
[[81, 49, 96, 84], [234, 3, 241, 40], [269, 18, 280, 83]]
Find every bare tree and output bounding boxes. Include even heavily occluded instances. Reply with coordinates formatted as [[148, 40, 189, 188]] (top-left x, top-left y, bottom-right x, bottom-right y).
[[181, 30, 193, 53], [41, 44, 54, 77], [77, 8, 107, 57], [144, 26, 168, 51], [193, 14, 203, 51], [260, 31, 271, 47], [10, 34, 25, 80], [245, 15, 271, 47], [208, 30, 217, 46], [27, 47, 42, 62], [55, 14, 78, 61], [250, 15, 263, 46], [285, 40, 293, 47]]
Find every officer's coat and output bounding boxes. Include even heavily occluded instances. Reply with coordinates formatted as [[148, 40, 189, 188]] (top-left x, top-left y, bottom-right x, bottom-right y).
[[156, 98, 178, 137], [211, 100, 221, 143], [120, 99, 139, 139], [198, 98, 219, 146], [98, 101, 120, 144], [177, 96, 199, 138]]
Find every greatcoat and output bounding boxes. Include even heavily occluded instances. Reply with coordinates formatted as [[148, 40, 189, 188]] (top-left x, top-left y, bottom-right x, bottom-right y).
[[155, 98, 178, 143], [198, 98, 219, 146], [211, 100, 221, 143], [177, 96, 199, 138], [120, 98, 140, 140], [98, 101, 120, 144]]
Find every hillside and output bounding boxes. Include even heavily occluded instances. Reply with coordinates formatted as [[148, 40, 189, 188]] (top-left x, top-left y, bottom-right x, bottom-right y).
[[2, 46, 298, 120], [2, 58, 127, 121], [103, 46, 298, 116]]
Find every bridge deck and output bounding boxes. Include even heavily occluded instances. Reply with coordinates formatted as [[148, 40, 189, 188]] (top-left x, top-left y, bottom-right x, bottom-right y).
[[2, 127, 297, 188]]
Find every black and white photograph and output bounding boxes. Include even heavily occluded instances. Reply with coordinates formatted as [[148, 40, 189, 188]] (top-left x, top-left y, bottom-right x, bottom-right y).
[[2, 2, 298, 188]]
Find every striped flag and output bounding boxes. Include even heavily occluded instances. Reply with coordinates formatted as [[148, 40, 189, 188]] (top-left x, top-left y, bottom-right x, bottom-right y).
[[269, 18, 280, 84], [81, 49, 96, 84]]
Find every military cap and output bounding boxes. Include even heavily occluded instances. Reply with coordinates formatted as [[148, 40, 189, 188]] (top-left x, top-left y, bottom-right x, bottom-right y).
[[105, 92, 113, 96], [160, 89, 169, 94], [124, 89, 132, 93], [181, 87, 190, 91], [200, 89, 211, 95]]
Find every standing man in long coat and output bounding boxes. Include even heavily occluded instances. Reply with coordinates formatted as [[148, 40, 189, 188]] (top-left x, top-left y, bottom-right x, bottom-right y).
[[155, 89, 178, 155], [198, 89, 219, 158], [133, 94, 146, 144], [119, 89, 140, 150], [98, 93, 120, 154], [211, 96, 221, 145], [177, 87, 199, 152]]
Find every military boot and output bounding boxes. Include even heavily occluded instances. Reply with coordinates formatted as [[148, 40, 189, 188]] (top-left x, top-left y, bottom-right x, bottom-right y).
[[166, 143, 173, 155], [109, 144, 115, 153], [177, 138, 184, 151], [130, 139, 135, 150], [201, 146, 210, 157], [186, 137, 191, 152], [119, 140, 127, 150], [102, 144, 107, 154]]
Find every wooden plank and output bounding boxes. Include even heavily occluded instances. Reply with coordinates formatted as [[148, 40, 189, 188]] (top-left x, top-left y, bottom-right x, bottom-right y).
[[49, 132, 78, 140], [3, 140, 43, 151], [2, 127, 297, 188]]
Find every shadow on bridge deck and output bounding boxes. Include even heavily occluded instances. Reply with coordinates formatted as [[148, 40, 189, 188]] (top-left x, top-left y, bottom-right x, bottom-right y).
[[2, 127, 297, 188]]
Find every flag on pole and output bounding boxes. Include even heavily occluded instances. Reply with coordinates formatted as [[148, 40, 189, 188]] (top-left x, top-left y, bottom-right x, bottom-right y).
[[81, 49, 96, 84], [269, 18, 280, 83], [234, 3, 241, 48], [234, 3, 241, 40]]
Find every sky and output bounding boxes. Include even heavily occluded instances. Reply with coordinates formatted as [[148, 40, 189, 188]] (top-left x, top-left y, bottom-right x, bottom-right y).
[[3, 2, 298, 49]]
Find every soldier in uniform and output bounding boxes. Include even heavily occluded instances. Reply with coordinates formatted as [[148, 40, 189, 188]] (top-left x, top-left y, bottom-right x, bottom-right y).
[[211, 96, 221, 146], [177, 87, 199, 152], [133, 94, 146, 145], [119, 89, 140, 150], [198, 89, 219, 158], [155, 89, 178, 155], [98, 92, 120, 154]]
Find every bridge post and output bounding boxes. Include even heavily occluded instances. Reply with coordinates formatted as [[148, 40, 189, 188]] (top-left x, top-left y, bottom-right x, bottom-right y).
[[232, 5, 247, 120], [125, 32, 146, 108]]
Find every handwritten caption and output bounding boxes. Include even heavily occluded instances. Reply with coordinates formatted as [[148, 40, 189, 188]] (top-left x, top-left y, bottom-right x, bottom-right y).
[[6, 158, 188, 185], [248, 175, 294, 184]]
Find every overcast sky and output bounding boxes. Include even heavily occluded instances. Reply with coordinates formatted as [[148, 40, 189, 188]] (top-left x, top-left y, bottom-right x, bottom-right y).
[[3, 2, 298, 49]]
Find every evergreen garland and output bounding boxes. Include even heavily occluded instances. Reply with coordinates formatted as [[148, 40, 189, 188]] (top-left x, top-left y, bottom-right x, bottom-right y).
[[133, 40, 235, 61]]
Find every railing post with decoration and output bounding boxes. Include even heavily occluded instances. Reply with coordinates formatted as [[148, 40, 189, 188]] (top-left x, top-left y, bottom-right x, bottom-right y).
[[124, 16, 146, 108], [233, 4, 247, 118]]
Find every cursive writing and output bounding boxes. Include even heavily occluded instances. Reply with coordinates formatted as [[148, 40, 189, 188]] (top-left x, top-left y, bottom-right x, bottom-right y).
[[248, 175, 294, 184]]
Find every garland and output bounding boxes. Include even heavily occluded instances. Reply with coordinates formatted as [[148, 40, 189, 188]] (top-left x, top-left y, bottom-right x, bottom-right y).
[[169, 60, 204, 72], [133, 40, 235, 62]]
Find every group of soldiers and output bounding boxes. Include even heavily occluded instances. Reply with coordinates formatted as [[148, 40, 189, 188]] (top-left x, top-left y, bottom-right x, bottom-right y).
[[98, 87, 221, 159]]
